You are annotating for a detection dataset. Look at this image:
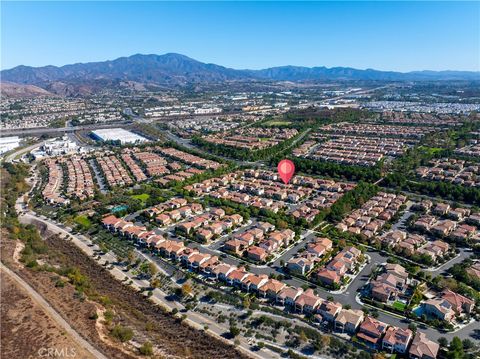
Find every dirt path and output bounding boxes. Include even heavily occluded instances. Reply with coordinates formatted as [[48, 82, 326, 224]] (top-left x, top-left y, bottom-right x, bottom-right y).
[[1, 263, 108, 359]]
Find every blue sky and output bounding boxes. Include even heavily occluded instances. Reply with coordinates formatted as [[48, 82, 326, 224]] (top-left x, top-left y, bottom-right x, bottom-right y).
[[2, 1, 479, 71]]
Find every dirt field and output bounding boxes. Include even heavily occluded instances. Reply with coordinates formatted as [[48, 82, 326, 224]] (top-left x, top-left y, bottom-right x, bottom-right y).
[[1, 226, 249, 359], [42, 233, 248, 359], [1, 269, 95, 359]]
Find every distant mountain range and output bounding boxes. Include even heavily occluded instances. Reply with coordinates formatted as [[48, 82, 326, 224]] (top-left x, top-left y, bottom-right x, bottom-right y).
[[1, 53, 479, 94]]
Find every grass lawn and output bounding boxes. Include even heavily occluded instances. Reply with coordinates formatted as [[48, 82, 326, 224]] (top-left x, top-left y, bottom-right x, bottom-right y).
[[392, 301, 407, 311], [418, 146, 443, 155], [74, 215, 92, 229], [131, 193, 150, 203], [263, 120, 292, 127]]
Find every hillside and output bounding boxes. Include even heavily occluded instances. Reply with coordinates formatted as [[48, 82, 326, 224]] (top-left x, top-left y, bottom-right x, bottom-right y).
[[1, 53, 479, 91], [0, 82, 54, 98]]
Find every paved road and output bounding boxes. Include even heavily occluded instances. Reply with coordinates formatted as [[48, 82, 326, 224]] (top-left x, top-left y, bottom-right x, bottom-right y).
[[88, 159, 108, 194], [2, 140, 44, 163], [1, 121, 132, 137], [0, 263, 108, 359], [271, 232, 316, 267]]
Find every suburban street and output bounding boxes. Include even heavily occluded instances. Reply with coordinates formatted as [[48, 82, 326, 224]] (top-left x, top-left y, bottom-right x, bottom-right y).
[[19, 203, 479, 345]]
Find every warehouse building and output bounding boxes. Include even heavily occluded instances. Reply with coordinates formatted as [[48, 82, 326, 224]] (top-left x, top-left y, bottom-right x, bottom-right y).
[[0, 136, 21, 155], [91, 128, 148, 145]]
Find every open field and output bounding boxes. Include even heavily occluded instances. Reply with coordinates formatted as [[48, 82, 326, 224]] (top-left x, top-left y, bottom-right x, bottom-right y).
[[131, 193, 150, 203], [1, 268, 96, 359], [263, 120, 292, 127]]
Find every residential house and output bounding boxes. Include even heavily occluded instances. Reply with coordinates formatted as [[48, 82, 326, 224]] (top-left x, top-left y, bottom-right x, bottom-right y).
[[307, 237, 333, 257], [287, 256, 315, 275], [409, 332, 439, 359], [241, 274, 268, 292], [441, 289, 475, 316], [247, 246, 267, 262], [316, 268, 341, 286], [295, 289, 322, 313], [258, 279, 286, 299], [224, 239, 246, 255], [318, 300, 342, 322], [334, 309, 365, 334], [102, 215, 121, 230], [421, 298, 456, 322], [226, 268, 250, 287], [212, 263, 235, 281], [356, 316, 388, 348], [277, 287, 303, 307], [382, 326, 413, 354]]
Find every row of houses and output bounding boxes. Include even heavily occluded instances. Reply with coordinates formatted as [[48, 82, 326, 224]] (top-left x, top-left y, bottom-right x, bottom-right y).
[[132, 150, 170, 177], [175, 208, 244, 242], [154, 167, 204, 187], [96, 154, 133, 187], [306, 134, 412, 167], [185, 170, 353, 222], [154, 203, 204, 226], [157, 147, 223, 170], [467, 262, 480, 281], [292, 140, 317, 157], [454, 142, 480, 158], [202, 127, 298, 150], [368, 263, 411, 303], [100, 213, 440, 359], [410, 201, 480, 243], [315, 246, 364, 287], [121, 152, 148, 182], [380, 230, 452, 263], [60, 157, 95, 201], [224, 222, 295, 262], [422, 202, 471, 221], [416, 158, 480, 188], [380, 111, 463, 127], [144, 199, 244, 242], [318, 123, 437, 139], [42, 159, 69, 205], [413, 215, 478, 242], [121, 147, 209, 185], [287, 237, 334, 275], [336, 192, 407, 239]]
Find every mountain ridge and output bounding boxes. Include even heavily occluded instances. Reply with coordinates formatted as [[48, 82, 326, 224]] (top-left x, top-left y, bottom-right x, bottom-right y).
[[2, 53, 479, 89]]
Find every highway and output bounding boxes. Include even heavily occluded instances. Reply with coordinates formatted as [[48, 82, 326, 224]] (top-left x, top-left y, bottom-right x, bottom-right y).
[[0, 121, 133, 137]]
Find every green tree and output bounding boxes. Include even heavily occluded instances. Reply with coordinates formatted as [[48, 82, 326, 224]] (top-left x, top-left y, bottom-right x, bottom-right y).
[[229, 325, 240, 337]]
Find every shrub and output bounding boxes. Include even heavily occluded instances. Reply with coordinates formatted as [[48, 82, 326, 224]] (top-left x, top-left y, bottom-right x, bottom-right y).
[[104, 310, 114, 323], [111, 325, 134, 342], [139, 341, 153, 356]]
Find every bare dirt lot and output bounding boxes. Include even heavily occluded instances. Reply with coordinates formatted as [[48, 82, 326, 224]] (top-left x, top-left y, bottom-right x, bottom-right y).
[[1, 269, 95, 359]]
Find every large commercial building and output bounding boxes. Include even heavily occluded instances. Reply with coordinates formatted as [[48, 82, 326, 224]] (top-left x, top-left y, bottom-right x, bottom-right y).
[[0, 136, 20, 154], [31, 136, 86, 159], [91, 128, 148, 145]]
